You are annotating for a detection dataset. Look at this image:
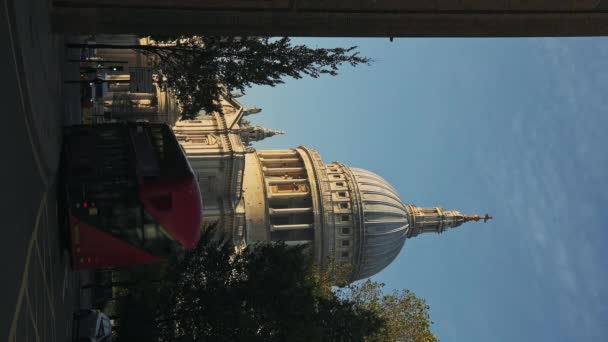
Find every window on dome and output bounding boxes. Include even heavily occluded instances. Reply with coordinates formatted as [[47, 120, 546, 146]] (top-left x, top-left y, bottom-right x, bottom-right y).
[[273, 183, 307, 193], [341, 240, 350, 246]]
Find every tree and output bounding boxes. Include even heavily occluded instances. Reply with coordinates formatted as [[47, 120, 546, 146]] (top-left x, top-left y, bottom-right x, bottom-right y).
[[112, 230, 387, 341], [67, 37, 370, 118], [110, 228, 438, 341], [339, 280, 439, 342], [154, 237, 386, 341]]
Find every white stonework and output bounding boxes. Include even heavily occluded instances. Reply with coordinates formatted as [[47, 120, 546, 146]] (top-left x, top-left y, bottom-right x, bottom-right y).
[[174, 95, 491, 282]]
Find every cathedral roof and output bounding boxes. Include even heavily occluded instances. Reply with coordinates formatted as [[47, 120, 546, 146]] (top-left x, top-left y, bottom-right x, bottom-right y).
[[345, 167, 410, 281]]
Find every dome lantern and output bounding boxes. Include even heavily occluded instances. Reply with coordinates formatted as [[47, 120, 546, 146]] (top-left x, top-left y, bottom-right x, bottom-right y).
[[406, 206, 492, 238]]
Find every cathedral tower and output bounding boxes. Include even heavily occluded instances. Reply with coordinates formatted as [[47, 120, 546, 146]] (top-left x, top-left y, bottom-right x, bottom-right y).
[[174, 95, 491, 282]]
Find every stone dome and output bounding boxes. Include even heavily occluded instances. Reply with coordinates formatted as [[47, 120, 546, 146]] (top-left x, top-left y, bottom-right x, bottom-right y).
[[294, 147, 484, 284], [345, 167, 410, 281]]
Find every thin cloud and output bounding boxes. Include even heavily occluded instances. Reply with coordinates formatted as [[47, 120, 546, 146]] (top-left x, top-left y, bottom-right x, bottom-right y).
[[474, 39, 608, 339]]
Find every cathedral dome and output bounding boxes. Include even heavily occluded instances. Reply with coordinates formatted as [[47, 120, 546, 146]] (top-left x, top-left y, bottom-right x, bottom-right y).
[[293, 147, 488, 284], [345, 167, 410, 281]]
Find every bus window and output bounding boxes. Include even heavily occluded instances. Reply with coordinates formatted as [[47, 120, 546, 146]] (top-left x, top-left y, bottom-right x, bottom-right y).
[[140, 211, 183, 257], [146, 124, 191, 179]]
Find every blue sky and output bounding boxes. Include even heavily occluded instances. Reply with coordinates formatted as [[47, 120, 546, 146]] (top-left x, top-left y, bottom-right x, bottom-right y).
[[242, 38, 608, 341]]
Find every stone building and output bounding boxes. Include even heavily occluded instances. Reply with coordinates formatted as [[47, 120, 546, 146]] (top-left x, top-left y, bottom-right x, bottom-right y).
[[172, 97, 284, 245], [91, 35, 182, 125], [173, 96, 491, 282]]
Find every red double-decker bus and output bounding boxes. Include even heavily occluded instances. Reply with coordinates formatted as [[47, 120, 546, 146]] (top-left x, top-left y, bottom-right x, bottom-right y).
[[59, 122, 202, 270]]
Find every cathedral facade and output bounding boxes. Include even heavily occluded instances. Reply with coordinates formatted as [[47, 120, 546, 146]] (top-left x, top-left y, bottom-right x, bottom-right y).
[[173, 96, 490, 282]]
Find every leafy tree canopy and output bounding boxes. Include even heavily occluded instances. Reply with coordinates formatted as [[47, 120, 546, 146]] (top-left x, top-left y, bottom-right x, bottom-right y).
[[154, 236, 384, 341], [338, 280, 439, 342], [146, 36, 370, 118], [112, 229, 437, 341]]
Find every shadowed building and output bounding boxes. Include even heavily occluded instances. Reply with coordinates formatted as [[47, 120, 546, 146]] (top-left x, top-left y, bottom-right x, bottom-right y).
[[173, 95, 491, 282], [54, 0, 608, 37]]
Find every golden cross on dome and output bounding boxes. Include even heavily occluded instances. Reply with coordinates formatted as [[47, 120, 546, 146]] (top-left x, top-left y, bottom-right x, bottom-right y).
[[463, 213, 493, 223]]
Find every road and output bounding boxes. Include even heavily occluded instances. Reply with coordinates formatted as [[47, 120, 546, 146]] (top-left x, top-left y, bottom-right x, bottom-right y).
[[1, 0, 87, 340]]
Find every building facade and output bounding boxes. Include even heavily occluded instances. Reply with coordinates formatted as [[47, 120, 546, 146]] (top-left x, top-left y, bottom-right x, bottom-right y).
[[173, 96, 491, 282], [88, 35, 182, 125]]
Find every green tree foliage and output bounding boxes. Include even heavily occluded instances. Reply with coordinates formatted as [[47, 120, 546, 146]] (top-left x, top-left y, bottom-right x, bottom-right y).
[[148, 36, 370, 118], [110, 230, 437, 341], [154, 237, 385, 341], [112, 230, 386, 341], [339, 280, 439, 342]]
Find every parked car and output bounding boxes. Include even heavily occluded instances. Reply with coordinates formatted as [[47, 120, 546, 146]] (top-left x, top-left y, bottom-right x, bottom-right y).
[[72, 309, 112, 342]]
